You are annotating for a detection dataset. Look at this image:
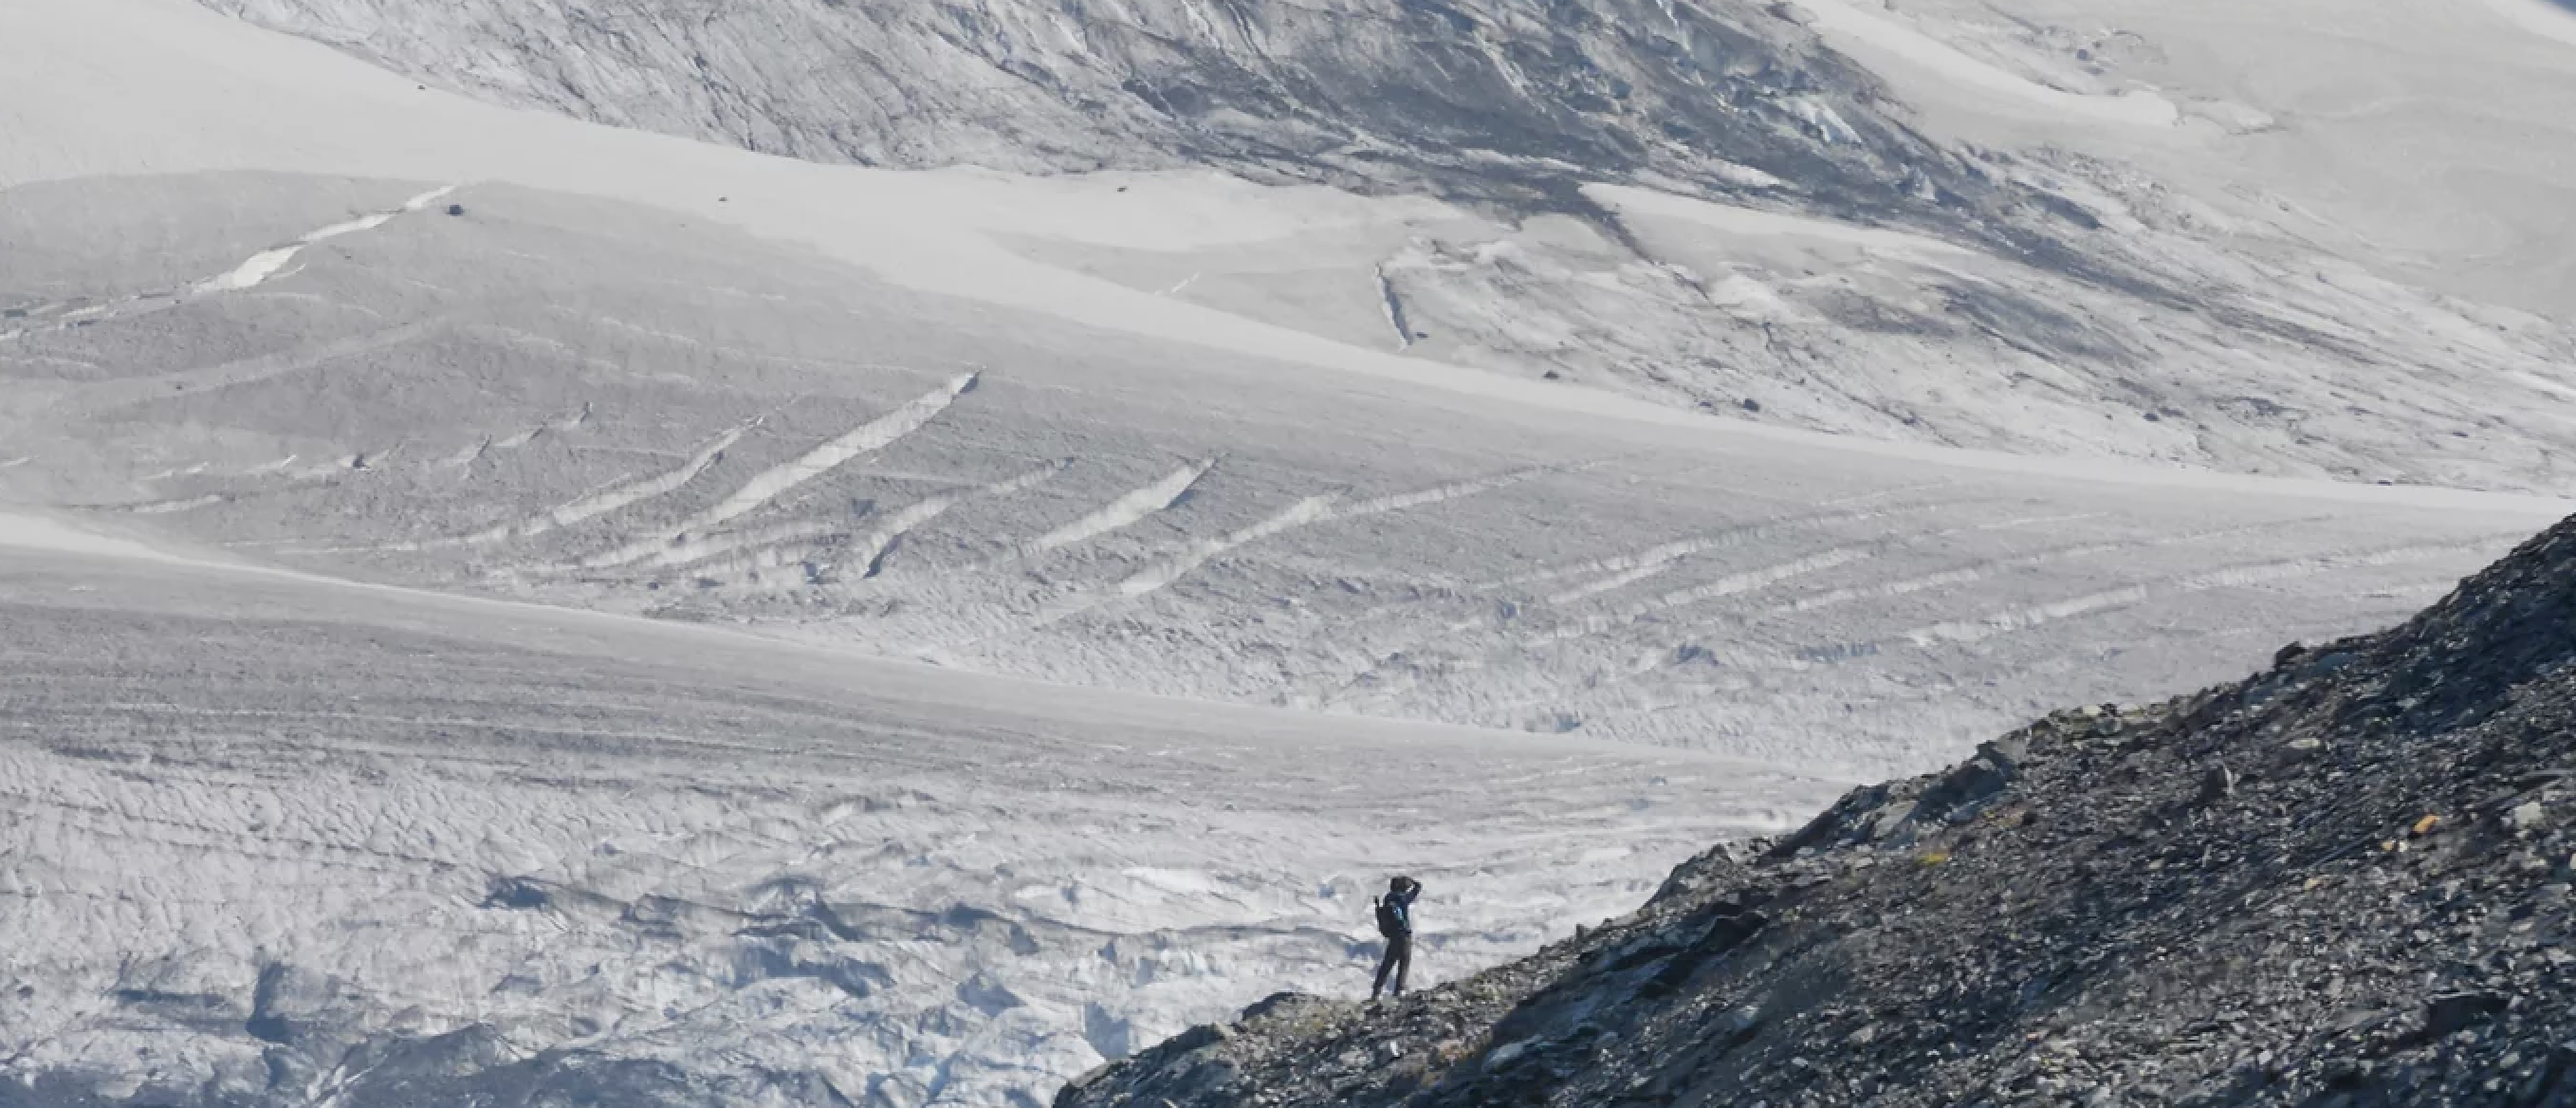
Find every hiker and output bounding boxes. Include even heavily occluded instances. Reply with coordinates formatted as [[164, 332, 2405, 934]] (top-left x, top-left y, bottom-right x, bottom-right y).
[[1371, 875, 1422, 1000]]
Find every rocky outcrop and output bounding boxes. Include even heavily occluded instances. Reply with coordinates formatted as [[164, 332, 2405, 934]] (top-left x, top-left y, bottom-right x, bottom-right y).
[[1064, 514, 2576, 1106]]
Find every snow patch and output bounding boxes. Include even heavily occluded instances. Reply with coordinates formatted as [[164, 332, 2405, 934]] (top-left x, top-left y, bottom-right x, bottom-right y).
[[2476, 0, 2576, 49], [1787, 0, 2180, 127], [1587, 184, 1973, 259], [459, 419, 755, 551], [675, 374, 978, 539], [841, 459, 1066, 580], [1019, 458, 1211, 557], [0, 509, 187, 563], [1904, 543, 2480, 646], [195, 185, 455, 294]]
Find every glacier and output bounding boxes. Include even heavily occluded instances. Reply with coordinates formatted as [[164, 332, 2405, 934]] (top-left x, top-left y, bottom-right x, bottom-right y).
[[5, 0, 2575, 1104], [187, 0, 2576, 489]]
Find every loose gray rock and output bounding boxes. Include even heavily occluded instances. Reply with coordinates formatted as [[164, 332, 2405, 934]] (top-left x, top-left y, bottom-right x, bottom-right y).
[[2199, 765, 2239, 805], [1063, 513, 2576, 1108], [2423, 991, 2509, 1038]]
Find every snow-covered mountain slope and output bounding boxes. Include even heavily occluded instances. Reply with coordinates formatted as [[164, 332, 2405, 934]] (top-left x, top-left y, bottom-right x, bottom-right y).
[[1787, 0, 2576, 317], [0, 0, 2565, 773], [2, 167, 2558, 775], [182, 0, 2576, 489], [192, 0, 1979, 198], [1, 2, 2571, 1105], [0, 515, 1832, 1107]]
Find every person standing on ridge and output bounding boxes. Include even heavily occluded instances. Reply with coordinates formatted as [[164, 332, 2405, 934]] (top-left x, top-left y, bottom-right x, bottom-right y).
[[1371, 876, 1422, 1001]]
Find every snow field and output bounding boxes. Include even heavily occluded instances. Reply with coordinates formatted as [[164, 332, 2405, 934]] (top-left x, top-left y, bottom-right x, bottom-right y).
[[0, 535, 1829, 1105], [3, 1, 2574, 1103], [4, 172, 2560, 772]]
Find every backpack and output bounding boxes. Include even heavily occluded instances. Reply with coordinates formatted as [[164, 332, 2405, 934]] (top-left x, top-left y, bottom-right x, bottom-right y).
[[1373, 896, 1407, 938]]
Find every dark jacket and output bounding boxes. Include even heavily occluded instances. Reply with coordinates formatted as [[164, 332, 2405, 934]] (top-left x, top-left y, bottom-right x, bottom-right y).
[[1376, 884, 1421, 936]]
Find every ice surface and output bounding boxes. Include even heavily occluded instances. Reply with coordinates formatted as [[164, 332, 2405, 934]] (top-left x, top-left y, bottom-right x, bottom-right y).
[[3, 174, 2554, 773], [0, 521, 1831, 1105], [4, 1, 2574, 1104], [98, 0, 2576, 489], [1786, 0, 2180, 126], [1823, 0, 2576, 317]]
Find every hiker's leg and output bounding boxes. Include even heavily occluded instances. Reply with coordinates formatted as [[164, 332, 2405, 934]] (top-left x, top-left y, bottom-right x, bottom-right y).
[[1392, 935, 1411, 995], [1371, 943, 1397, 998]]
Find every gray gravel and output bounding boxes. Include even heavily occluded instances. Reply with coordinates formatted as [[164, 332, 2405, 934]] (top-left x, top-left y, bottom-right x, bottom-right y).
[[1065, 511, 2576, 1107]]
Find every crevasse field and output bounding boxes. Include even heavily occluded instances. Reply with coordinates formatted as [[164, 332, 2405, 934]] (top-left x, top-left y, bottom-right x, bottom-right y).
[[5, 0, 2574, 1104]]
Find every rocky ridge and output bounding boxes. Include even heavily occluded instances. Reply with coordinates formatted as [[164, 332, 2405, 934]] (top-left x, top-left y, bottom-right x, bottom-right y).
[[1061, 512, 2576, 1106]]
